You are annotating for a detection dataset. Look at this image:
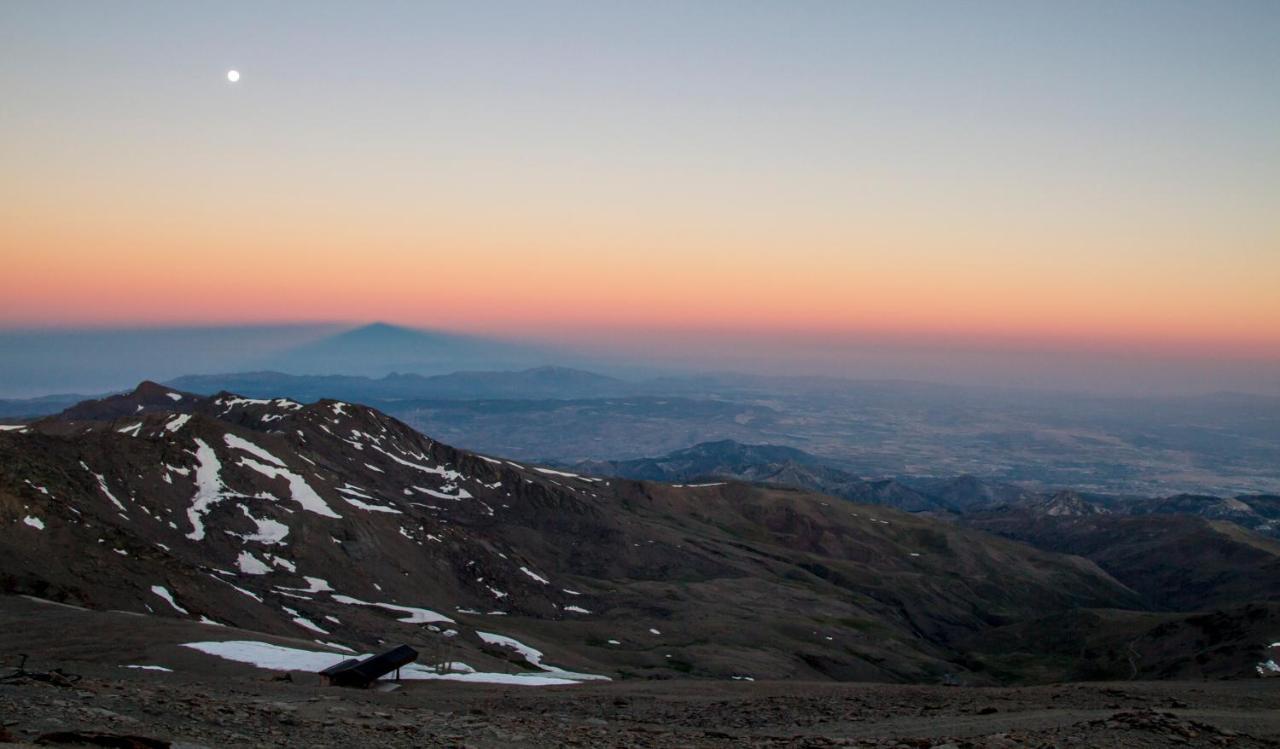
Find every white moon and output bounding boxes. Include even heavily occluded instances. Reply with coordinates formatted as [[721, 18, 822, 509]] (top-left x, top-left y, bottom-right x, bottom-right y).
[[226, 70, 240, 83]]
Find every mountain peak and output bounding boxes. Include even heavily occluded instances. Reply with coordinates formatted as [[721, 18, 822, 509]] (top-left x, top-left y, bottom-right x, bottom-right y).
[[54, 380, 191, 421], [132, 380, 175, 398], [335, 322, 447, 344], [1041, 490, 1108, 516], [263, 322, 553, 379], [350, 321, 418, 337]]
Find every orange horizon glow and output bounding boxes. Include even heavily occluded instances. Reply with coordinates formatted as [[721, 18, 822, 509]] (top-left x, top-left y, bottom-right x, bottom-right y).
[[3, 206, 1277, 361], [3, 3, 1277, 371]]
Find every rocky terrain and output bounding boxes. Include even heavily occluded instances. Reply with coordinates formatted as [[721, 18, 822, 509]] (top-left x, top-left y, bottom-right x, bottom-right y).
[[2, 597, 1279, 748], [1, 383, 1278, 746], [2, 382, 1184, 683]]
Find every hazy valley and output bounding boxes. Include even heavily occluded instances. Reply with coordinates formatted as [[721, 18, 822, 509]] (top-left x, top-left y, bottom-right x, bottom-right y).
[[6, 353, 1276, 499]]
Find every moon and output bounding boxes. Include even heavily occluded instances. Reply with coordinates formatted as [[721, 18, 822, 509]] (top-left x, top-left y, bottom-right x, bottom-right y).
[[226, 70, 240, 83]]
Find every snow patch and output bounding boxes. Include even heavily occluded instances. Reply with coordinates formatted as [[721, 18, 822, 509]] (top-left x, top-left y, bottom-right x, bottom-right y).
[[368, 444, 462, 482], [335, 485, 402, 514], [279, 576, 333, 594], [149, 585, 188, 614], [330, 595, 453, 624], [414, 485, 473, 501], [532, 466, 597, 481], [224, 434, 285, 467], [229, 507, 289, 545], [164, 414, 192, 433], [186, 439, 227, 540], [217, 396, 271, 411], [476, 631, 609, 681], [238, 458, 341, 518], [282, 605, 329, 634], [209, 575, 263, 603], [268, 555, 296, 572], [340, 497, 403, 514], [519, 567, 550, 585], [236, 551, 271, 575], [84, 467, 128, 514], [182, 641, 581, 686]]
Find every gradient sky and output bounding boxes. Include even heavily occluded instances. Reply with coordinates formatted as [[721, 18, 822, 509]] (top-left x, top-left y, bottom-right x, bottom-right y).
[[2, 2, 1278, 384]]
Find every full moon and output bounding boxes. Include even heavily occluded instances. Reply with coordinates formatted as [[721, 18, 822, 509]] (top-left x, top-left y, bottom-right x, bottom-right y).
[[226, 70, 240, 83]]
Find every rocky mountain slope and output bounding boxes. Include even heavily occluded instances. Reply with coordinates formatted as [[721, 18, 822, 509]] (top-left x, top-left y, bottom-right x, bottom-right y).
[[963, 510, 1280, 611], [576, 441, 1280, 653], [1, 384, 1274, 685], [0, 383, 1153, 685]]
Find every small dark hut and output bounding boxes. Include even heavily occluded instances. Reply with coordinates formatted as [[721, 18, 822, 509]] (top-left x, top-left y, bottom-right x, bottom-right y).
[[319, 645, 419, 688]]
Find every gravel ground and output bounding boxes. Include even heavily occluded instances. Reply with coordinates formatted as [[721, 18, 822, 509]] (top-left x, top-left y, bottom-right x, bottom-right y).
[[2, 673, 1277, 748], [2, 596, 1276, 747]]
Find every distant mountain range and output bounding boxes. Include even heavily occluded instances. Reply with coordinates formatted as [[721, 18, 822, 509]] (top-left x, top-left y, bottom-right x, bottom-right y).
[[166, 366, 634, 403], [573, 439, 1280, 540], [0, 362, 633, 419], [575, 440, 952, 513], [3, 355, 1277, 497], [2, 384, 1279, 684], [0, 391, 97, 420], [0, 322, 574, 398]]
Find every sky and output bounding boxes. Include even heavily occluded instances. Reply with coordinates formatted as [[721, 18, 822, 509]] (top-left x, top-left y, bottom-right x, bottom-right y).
[[2, 2, 1278, 393]]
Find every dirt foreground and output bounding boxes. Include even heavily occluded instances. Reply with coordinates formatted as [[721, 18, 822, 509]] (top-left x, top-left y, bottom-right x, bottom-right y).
[[3, 668, 1278, 748], [2, 596, 1277, 748]]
